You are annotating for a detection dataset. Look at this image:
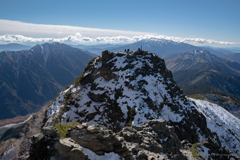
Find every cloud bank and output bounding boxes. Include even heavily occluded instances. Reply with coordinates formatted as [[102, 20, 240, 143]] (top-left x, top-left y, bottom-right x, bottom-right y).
[[0, 34, 239, 46], [0, 19, 239, 46]]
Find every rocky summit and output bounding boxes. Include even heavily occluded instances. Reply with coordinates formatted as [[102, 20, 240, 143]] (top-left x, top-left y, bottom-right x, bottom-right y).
[[35, 49, 240, 160], [46, 49, 208, 141]]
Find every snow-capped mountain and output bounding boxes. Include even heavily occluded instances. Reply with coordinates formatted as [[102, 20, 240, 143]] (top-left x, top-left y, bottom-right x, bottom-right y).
[[45, 49, 240, 157], [0, 42, 93, 120], [109, 39, 198, 58]]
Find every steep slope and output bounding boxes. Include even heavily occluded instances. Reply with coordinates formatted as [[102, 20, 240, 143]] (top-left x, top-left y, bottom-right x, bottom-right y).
[[190, 98, 240, 157], [201, 46, 234, 56], [188, 94, 240, 118], [45, 49, 240, 156], [165, 49, 240, 97], [0, 42, 93, 120], [109, 39, 198, 58], [222, 53, 240, 64]]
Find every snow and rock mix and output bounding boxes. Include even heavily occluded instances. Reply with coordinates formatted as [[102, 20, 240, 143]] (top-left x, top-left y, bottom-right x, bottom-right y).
[[45, 49, 240, 157]]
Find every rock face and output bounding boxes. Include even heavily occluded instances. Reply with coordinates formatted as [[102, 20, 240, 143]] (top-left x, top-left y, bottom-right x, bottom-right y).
[[27, 119, 187, 160], [54, 138, 89, 160], [28, 126, 60, 159], [26, 120, 239, 160], [68, 120, 182, 158]]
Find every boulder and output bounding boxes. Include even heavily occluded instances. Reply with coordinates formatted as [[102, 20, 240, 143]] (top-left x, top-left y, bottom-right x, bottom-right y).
[[42, 126, 59, 137], [68, 124, 124, 155], [54, 138, 89, 160]]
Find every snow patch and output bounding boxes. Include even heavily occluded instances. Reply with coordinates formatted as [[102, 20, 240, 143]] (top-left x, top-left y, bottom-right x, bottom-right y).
[[82, 147, 122, 160]]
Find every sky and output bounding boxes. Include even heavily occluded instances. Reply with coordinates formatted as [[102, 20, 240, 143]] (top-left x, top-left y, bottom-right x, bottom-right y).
[[0, 0, 239, 46]]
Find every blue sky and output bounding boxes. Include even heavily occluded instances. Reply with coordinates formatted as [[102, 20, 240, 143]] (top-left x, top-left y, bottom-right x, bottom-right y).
[[0, 0, 239, 45]]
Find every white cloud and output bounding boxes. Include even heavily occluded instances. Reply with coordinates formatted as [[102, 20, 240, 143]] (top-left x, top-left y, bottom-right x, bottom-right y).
[[0, 34, 239, 47], [0, 19, 153, 38], [0, 19, 239, 46]]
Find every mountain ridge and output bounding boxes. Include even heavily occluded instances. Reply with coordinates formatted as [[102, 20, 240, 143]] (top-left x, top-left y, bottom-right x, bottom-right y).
[[109, 39, 199, 58], [0, 42, 93, 120], [44, 49, 240, 158], [1, 49, 239, 159], [165, 49, 240, 98]]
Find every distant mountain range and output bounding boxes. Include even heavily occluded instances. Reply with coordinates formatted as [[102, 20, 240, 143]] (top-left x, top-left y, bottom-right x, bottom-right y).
[[0, 42, 93, 120], [1, 40, 239, 120], [70, 43, 123, 55], [70, 39, 236, 59], [0, 40, 237, 57], [221, 53, 240, 64], [109, 39, 198, 58], [165, 49, 240, 98], [0, 43, 32, 51]]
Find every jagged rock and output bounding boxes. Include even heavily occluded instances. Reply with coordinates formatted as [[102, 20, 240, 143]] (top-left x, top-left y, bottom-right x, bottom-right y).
[[27, 118, 239, 160], [31, 133, 44, 142], [68, 124, 124, 155], [42, 126, 59, 137], [181, 140, 192, 149], [54, 138, 89, 160], [46, 50, 212, 144], [67, 120, 183, 159], [202, 138, 239, 160], [44, 49, 240, 158]]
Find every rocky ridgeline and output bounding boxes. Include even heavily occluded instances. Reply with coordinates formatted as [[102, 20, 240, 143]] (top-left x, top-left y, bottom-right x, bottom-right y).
[[46, 50, 210, 143], [43, 49, 240, 159], [27, 120, 183, 160], [26, 119, 238, 160]]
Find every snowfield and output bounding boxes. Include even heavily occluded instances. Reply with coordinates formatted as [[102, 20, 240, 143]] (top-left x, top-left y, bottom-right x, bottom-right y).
[[190, 98, 240, 155]]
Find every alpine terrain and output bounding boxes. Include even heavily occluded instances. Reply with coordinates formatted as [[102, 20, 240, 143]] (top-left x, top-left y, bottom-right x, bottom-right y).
[[222, 52, 240, 64], [109, 39, 198, 58], [0, 42, 93, 120], [165, 49, 240, 97], [10, 49, 239, 160]]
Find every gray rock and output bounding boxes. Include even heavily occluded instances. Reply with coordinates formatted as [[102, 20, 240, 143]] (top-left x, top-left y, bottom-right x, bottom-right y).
[[145, 119, 167, 132], [54, 138, 89, 160], [31, 133, 44, 142], [42, 126, 58, 137], [68, 124, 124, 155]]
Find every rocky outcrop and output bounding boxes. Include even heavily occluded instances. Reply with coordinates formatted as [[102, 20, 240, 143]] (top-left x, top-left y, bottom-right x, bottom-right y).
[[26, 119, 239, 160], [44, 49, 240, 158], [202, 138, 239, 160], [119, 119, 181, 155], [27, 126, 60, 160], [67, 123, 124, 155], [54, 138, 89, 160], [46, 49, 212, 143], [27, 119, 188, 160]]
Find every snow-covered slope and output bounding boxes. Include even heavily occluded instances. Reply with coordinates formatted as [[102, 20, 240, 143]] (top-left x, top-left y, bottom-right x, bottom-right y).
[[191, 98, 240, 155], [183, 49, 222, 63], [46, 50, 209, 140], [46, 49, 240, 156]]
